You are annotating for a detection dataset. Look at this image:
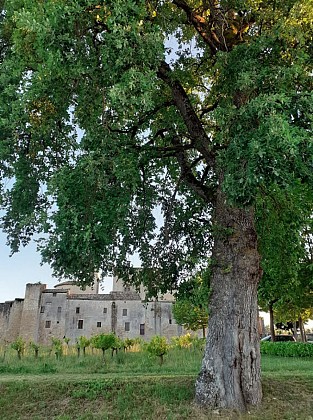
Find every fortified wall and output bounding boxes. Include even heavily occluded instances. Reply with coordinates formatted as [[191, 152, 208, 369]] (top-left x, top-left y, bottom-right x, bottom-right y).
[[0, 277, 184, 345]]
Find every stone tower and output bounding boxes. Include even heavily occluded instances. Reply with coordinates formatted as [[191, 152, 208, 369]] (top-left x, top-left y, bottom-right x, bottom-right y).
[[19, 283, 46, 342]]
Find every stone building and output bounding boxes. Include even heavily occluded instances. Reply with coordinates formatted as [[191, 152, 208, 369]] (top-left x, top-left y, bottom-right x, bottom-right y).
[[0, 276, 185, 345]]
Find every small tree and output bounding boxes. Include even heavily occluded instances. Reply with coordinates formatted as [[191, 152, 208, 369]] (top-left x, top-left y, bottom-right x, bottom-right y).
[[173, 269, 210, 338], [29, 341, 40, 358], [76, 336, 90, 357], [51, 338, 63, 360], [124, 338, 136, 352], [111, 337, 124, 357], [63, 337, 70, 347], [75, 341, 81, 358], [145, 336, 169, 365], [11, 337, 26, 360], [91, 333, 117, 362]]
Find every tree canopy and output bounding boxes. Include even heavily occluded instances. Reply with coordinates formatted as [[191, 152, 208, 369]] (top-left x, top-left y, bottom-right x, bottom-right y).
[[1, 1, 311, 287], [1, 0, 312, 411]]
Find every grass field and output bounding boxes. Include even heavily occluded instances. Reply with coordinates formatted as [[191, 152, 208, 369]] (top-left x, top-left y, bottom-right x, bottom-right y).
[[0, 345, 312, 419]]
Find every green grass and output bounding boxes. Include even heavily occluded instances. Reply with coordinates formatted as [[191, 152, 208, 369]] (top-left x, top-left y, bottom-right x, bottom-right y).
[[0, 345, 202, 376], [0, 346, 312, 419]]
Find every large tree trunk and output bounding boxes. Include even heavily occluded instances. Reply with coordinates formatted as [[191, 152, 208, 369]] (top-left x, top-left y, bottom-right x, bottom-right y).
[[195, 190, 263, 410]]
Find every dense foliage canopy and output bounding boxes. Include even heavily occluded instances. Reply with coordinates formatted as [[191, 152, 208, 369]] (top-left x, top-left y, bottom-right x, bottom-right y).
[[1, 0, 312, 410], [1, 1, 312, 291]]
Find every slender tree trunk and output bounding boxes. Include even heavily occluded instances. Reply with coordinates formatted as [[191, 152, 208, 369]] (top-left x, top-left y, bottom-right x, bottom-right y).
[[293, 319, 298, 341], [269, 302, 276, 342], [195, 190, 262, 410], [299, 317, 306, 342]]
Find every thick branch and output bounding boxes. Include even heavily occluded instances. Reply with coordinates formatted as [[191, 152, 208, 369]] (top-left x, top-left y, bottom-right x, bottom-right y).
[[200, 102, 218, 118], [172, 136, 214, 202], [157, 61, 215, 169], [172, 0, 228, 53]]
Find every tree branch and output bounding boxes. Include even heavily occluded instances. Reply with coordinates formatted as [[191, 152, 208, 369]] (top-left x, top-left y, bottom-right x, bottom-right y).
[[171, 136, 215, 202], [157, 61, 215, 169], [172, 0, 230, 53]]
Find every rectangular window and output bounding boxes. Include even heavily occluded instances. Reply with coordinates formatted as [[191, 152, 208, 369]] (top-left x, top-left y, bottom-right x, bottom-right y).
[[45, 320, 51, 328], [122, 309, 127, 316], [76, 307, 80, 314], [97, 322, 101, 328], [40, 306, 45, 313], [57, 307, 62, 313], [169, 319, 172, 325], [78, 319, 84, 329], [52, 292, 57, 297], [125, 322, 130, 332], [103, 308, 107, 314], [140, 324, 145, 335]]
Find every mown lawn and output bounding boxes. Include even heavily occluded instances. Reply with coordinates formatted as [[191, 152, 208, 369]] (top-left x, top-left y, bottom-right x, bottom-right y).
[[0, 347, 312, 419]]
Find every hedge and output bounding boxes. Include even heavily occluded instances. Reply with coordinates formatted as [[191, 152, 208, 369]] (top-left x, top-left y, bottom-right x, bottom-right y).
[[260, 342, 313, 357]]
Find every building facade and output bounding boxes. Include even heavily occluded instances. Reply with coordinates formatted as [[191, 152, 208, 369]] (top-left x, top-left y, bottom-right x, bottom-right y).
[[0, 277, 185, 345]]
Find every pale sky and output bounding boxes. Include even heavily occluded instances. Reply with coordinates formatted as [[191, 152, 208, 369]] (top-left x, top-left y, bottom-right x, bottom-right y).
[[0, 231, 55, 302], [0, 230, 113, 302]]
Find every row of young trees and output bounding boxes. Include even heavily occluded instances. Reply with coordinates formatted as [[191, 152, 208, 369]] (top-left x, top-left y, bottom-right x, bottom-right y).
[[1, 0, 312, 412], [9, 333, 202, 364]]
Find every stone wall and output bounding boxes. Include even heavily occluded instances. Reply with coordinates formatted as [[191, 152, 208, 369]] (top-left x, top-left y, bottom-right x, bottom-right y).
[[37, 289, 68, 345], [0, 281, 190, 345], [0, 299, 24, 343]]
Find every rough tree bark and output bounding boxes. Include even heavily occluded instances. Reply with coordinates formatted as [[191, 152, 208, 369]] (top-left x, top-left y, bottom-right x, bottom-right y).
[[195, 187, 263, 410]]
